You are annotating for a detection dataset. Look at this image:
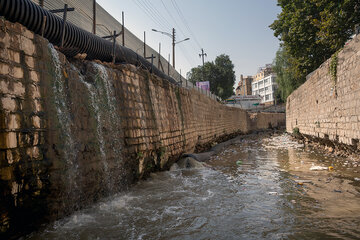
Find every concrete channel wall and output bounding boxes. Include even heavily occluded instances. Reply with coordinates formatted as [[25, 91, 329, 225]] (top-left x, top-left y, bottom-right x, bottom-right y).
[[286, 34, 360, 148], [0, 20, 285, 238]]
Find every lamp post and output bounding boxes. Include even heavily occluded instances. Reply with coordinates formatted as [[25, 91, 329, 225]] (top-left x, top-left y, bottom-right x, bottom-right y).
[[152, 28, 189, 69]]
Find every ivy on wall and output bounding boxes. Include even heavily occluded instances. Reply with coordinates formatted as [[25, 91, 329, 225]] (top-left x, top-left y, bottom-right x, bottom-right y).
[[329, 51, 339, 85]]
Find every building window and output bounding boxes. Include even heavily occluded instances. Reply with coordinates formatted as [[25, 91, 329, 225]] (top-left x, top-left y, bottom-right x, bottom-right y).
[[264, 79, 268, 84], [265, 94, 270, 101], [265, 87, 269, 91]]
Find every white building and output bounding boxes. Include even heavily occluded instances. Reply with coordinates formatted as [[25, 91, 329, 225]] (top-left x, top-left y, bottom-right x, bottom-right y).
[[252, 74, 277, 105], [225, 95, 261, 110]]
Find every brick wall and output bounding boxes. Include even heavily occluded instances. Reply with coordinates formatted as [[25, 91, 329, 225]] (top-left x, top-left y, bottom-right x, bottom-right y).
[[0, 20, 285, 237], [286, 34, 360, 147]]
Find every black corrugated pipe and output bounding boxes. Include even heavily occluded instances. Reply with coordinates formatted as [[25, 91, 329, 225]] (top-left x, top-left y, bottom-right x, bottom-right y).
[[0, 0, 178, 85]]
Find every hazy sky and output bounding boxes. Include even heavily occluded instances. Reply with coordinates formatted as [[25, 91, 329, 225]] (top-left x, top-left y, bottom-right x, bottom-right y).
[[97, 0, 280, 86]]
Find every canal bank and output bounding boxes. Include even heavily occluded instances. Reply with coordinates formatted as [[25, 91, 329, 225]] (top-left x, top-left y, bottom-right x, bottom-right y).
[[286, 32, 360, 149], [0, 19, 285, 238], [292, 132, 360, 162], [26, 131, 360, 239]]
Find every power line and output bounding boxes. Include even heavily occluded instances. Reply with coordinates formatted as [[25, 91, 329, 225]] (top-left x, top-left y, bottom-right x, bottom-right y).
[[133, 0, 168, 30], [135, 0, 196, 72], [138, 0, 170, 30], [160, 0, 188, 40], [178, 44, 197, 67], [170, 0, 203, 49], [165, 0, 203, 67], [159, 0, 199, 68], [142, 0, 172, 30]]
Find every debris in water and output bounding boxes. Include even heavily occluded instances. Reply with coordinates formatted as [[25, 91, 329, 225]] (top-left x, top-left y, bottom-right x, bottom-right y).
[[236, 160, 243, 166], [333, 189, 342, 193], [328, 166, 334, 171], [263, 134, 304, 149], [268, 192, 278, 195], [295, 180, 312, 185], [310, 165, 328, 171], [354, 178, 360, 181]]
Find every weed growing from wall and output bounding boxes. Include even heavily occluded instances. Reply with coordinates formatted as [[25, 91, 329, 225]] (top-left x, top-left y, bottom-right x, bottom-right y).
[[329, 49, 342, 86]]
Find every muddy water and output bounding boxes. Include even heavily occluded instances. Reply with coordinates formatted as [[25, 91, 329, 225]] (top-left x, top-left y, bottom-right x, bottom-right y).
[[27, 133, 360, 240]]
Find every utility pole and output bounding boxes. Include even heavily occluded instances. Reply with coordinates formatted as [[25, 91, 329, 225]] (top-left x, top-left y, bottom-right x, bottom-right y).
[[92, 0, 96, 34], [172, 28, 175, 68], [168, 54, 170, 76], [143, 31, 146, 58], [122, 12, 125, 46], [199, 48, 207, 82], [158, 43, 161, 69], [152, 28, 189, 70], [199, 48, 207, 67]]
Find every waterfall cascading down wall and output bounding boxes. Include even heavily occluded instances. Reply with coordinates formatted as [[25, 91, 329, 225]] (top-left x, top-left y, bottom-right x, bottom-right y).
[[0, 20, 285, 238]]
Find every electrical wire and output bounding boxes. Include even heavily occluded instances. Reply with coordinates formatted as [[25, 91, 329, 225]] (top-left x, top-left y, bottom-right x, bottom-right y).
[[142, 0, 172, 31], [159, 0, 188, 41], [159, 0, 197, 68], [134, 0, 197, 73], [171, 0, 203, 50], [134, 0, 168, 31]]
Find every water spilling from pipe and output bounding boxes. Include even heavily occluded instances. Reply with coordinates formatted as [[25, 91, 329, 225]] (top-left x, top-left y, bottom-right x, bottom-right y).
[[48, 44, 81, 203], [73, 64, 109, 191], [68, 62, 124, 192], [92, 63, 123, 156]]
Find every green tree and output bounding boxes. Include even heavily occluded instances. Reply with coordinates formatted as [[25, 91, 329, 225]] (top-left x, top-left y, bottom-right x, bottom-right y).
[[187, 54, 235, 99], [273, 46, 300, 101], [270, 0, 360, 99]]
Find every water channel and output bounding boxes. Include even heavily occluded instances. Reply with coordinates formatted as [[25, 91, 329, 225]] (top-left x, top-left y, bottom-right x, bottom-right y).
[[26, 133, 360, 240]]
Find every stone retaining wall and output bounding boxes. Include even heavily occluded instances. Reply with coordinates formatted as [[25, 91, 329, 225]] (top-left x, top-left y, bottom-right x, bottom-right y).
[[0, 20, 285, 238], [286, 34, 360, 148]]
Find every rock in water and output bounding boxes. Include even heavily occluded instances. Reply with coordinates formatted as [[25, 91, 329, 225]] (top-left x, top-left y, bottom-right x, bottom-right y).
[[177, 157, 206, 169], [169, 163, 180, 171]]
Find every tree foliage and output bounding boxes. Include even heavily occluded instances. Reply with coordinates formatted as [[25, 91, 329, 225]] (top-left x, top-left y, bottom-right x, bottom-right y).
[[270, 0, 360, 101], [187, 54, 235, 99], [273, 46, 300, 101]]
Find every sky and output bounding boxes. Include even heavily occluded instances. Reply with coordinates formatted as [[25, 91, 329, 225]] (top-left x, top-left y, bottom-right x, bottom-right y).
[[96, 0, 281, 87]]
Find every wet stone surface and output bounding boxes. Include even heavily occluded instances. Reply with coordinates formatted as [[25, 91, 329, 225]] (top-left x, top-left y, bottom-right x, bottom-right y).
[[26, 133, 360, 240]]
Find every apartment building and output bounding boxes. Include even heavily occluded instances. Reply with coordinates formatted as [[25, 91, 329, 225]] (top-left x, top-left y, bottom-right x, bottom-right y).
[[252, 65, 277, 105], [235, 75, 253, 96]]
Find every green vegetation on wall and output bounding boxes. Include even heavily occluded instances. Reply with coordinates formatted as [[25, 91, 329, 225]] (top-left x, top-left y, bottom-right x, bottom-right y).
[[329, 50, 340, 85]]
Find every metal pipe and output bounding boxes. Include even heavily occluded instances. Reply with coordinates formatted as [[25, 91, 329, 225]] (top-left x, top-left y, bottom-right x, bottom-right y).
[[0, 0, 178, 85]]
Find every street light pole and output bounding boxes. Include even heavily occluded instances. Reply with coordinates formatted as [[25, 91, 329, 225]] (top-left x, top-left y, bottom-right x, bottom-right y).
[[152, 28, 189, 70]]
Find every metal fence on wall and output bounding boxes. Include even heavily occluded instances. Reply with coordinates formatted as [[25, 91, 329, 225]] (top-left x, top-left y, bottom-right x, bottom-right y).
[[31, 0, 219, 101]]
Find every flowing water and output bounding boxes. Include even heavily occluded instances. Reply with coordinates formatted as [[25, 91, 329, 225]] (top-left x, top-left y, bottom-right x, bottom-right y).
[[26, 133, 360, 240], [48, 44, 80, 202]]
